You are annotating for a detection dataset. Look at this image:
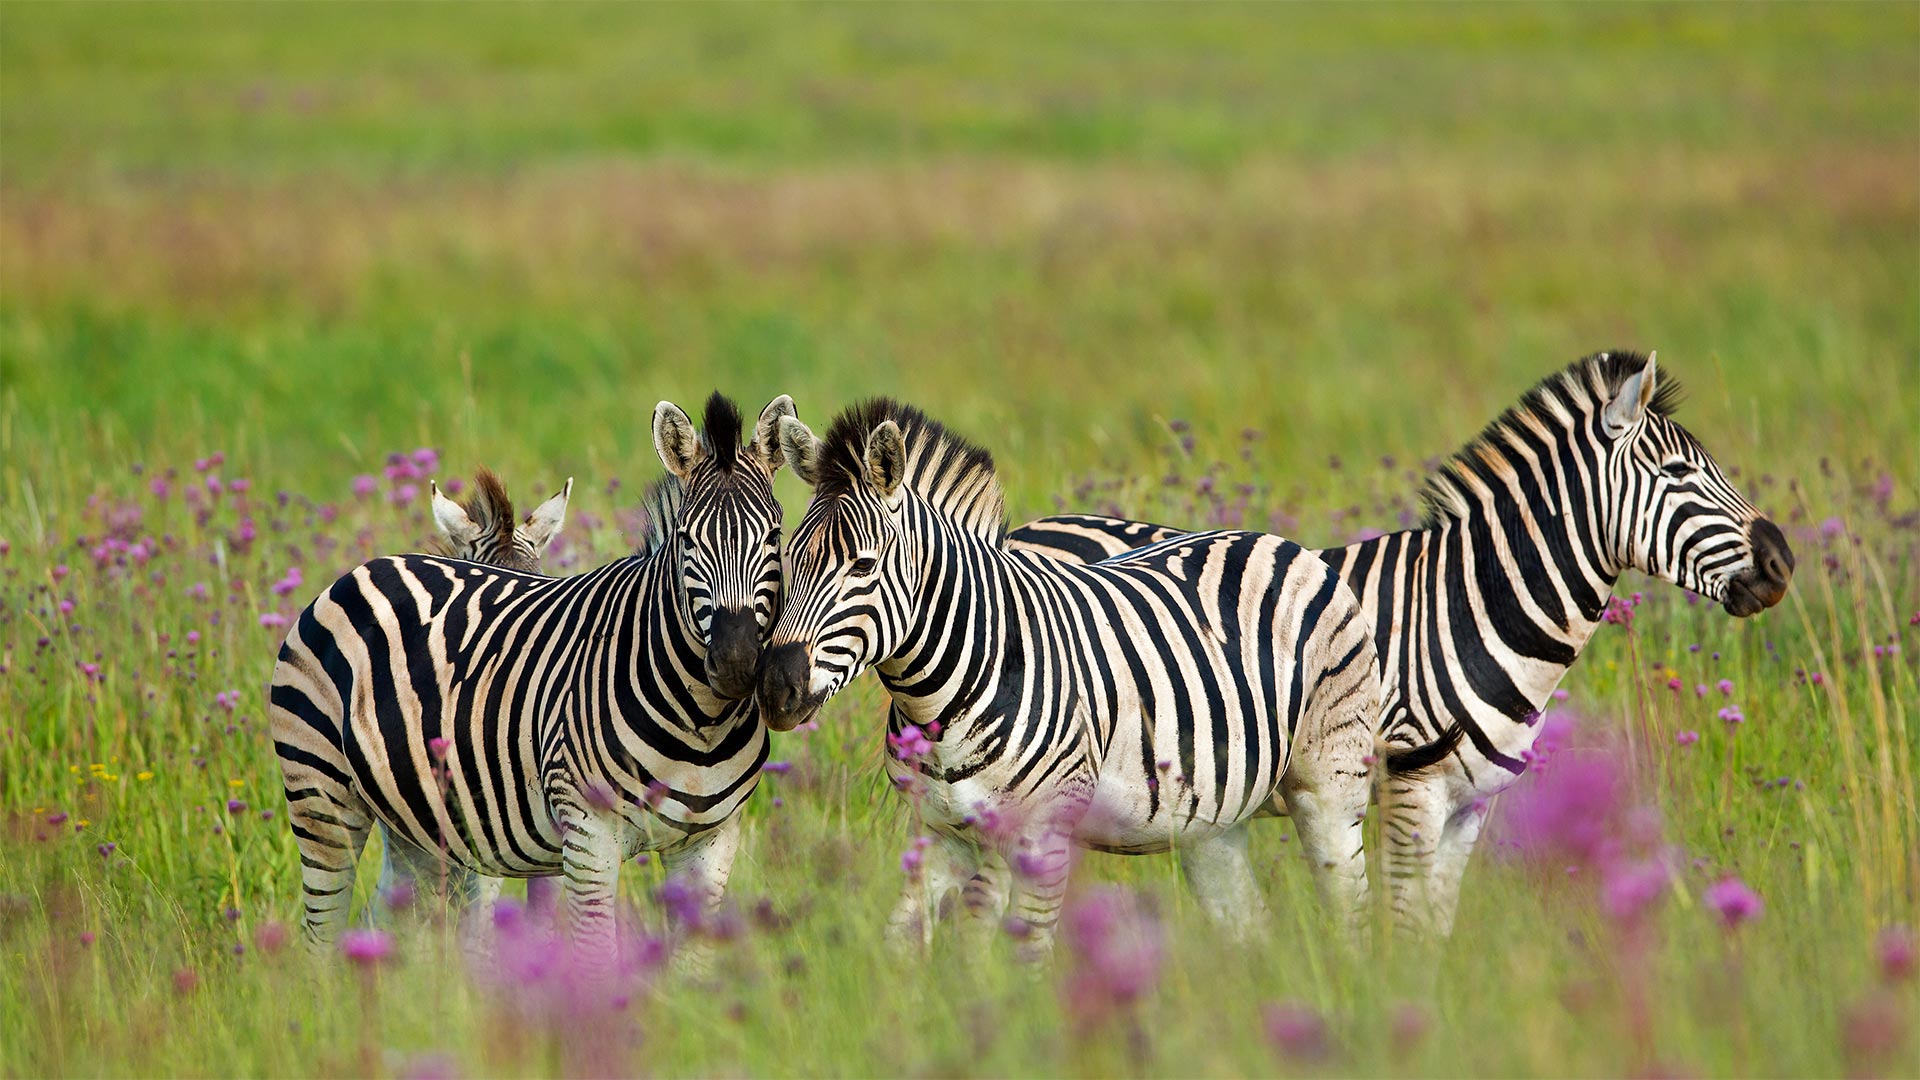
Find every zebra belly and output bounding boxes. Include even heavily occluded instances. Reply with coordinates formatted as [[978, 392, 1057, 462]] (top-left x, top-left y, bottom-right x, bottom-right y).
[[342, 708, 562, 878]]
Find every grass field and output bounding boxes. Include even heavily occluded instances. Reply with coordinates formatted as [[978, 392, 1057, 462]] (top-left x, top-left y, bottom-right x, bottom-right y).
[[2, 3, 1916, 1076]]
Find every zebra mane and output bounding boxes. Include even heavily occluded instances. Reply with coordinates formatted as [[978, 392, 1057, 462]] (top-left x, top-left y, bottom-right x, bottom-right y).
[[1419, 350, 1684, 525], [812, 398, 1006, 539], [465, 467, 518, 547], [701, 391, 745, 474], [635, 475, 684, 555]]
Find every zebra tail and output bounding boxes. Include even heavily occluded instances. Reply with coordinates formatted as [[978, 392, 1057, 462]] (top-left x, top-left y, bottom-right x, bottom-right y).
[[1380, 722, 1466, 778]]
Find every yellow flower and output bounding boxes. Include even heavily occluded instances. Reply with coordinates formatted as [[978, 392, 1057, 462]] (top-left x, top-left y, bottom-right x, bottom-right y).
[[90, 763, 106, 772], [102, 774, 118, 782], [228, 779, 246, 789], [68, 766, 80, 775], [136, 772, 154, 782], [76, 819, 90, 829]]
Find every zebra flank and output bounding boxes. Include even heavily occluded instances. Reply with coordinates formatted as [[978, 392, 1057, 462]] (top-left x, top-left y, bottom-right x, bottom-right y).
[[270, 393, 796, 954], [1010, 350, 1794, 936], [762, 399, 1405, 954]]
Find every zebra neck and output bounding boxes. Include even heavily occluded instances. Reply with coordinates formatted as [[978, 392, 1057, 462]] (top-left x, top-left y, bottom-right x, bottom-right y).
[[875, 516, 1009, 735], [1319, 501, 1618, 728]]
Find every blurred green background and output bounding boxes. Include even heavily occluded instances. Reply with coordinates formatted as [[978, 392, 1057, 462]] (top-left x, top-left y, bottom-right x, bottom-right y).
[[4, 2, 1913, 519]]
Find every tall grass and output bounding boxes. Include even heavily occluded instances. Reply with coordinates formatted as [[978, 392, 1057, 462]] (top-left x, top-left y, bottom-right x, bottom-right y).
[[1, 3, 1915, 1075]]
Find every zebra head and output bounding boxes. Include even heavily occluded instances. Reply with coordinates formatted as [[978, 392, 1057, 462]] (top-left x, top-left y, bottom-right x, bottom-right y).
[[652, 392, 796, 701], [1589, 352, 1794, 616], [757, 400, 999, 731], [429, 468, 572, 573]]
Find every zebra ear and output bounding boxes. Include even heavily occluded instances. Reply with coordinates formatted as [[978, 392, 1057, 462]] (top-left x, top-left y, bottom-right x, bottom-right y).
[[430, 480, 482, 548], [1602, 351, 1659, 437], [864, 420, 907, 501], [777, 415, 821, 486], [653, 401, 704, 480], [520, 478, 572, 554], [753, 394, 797, 472]]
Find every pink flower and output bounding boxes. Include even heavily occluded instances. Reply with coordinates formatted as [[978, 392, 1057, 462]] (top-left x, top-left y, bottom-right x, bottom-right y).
[[259, 612, 289, 629], [1601, 859, 1669, 925], [339, 928, 394, 966], [1717, 678, 1735, 697], [254, 920, 290, 954], [1878, 925, 1915, 983], [1675, 730, 1699, 747], [1263, 1001, 1331, 1062], [172, 968, 199, 994], [1703, 877, 1762, 929], [352, 474, 379, 499], [428, 736, 451, 759], [1060, 887, 1164, 1031], [270, 567, 304, 597], [1717, 704, 1745, 725], [888, 724, 934, 761]]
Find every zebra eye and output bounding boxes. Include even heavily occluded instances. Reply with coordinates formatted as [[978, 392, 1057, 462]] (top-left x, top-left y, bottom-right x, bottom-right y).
[[1661, 461, 1696, 479], [848, 557, 878, 577]]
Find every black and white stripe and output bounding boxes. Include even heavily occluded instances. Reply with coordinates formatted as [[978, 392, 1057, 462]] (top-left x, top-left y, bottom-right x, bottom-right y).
[[756, 399, 1429, 955], [269, 393, 796, 955], [1011, 351, 1794, 934]]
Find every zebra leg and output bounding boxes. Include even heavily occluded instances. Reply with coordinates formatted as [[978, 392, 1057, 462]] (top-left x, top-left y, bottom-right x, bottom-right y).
[[1004, 829, 1073, 964], [1427, 797, 1492, 937], [557, 807, 625, 974], [885, 835, 976, 955], [961, 850, 1012, 938], [1278, 749, 1373, 944], [285, 782, 373, 950], [660, 814, 744, 976], [1180, 824, 1271, 943], [1377, 774, 1450, 940]]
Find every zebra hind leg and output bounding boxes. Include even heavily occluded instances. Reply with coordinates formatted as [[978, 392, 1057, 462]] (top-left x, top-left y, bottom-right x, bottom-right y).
[[283, 779, 374, 950], [1180, 824, 1271, 943]]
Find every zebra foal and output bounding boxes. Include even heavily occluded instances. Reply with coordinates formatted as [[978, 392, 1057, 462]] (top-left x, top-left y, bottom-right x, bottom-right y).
[[269, 393, 796, 959], [757, 400, 1451, 956]]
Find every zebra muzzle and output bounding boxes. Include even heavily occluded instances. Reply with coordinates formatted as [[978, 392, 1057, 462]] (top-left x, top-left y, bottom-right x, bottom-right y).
[[705, 607, 763, 701], [757, 641, 822, 732]]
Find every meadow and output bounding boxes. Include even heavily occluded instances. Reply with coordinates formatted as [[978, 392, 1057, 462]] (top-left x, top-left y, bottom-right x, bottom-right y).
[[1, 4, 1916, 1076]]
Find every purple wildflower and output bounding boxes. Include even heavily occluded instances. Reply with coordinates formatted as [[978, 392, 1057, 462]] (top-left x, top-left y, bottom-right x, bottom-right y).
[[1703, 877, 1763, 929], [352, 474, 378, 499], [1878, 925, 1915, 983], [1060, 887, 1164, 1032], [1675, 730, 1699, 748], [1263, 1001, 1331, 1062], [1717, 705, 1745, 726], [338, 928, 394, 966], [255, 921, 290, 954]]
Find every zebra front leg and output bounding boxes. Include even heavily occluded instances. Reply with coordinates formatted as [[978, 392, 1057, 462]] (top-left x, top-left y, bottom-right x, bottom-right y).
[[885, 835, 977, 955], [960, 849, 1012, 947], [1427, 797, 1491, 937], [557, 805, 625, 976], [659, 814, 744, 976], [1278, 767, 1372, 945], [1180, 824, 1271, 943], [1377, 774, 1450, 941], [1004, 829, 1074, 964]]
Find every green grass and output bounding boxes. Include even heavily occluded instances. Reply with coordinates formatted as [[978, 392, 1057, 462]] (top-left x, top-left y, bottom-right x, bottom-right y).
[[1, 3, 1916, 1076]]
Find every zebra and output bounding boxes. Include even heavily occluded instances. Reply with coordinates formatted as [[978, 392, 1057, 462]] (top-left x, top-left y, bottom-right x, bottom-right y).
[[1008, 351, 1795, 935], [428, 467, 572, 574], [269, 392, 796, 959], [363, 468, 574, 921], [756, 398, 1454, 957]]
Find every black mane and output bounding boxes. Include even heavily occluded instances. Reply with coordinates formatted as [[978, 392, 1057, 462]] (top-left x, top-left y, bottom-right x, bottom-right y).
[[702, 391, 744, 474], [811, 398, 996, 499], [1420, 350, 1684, 525]]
